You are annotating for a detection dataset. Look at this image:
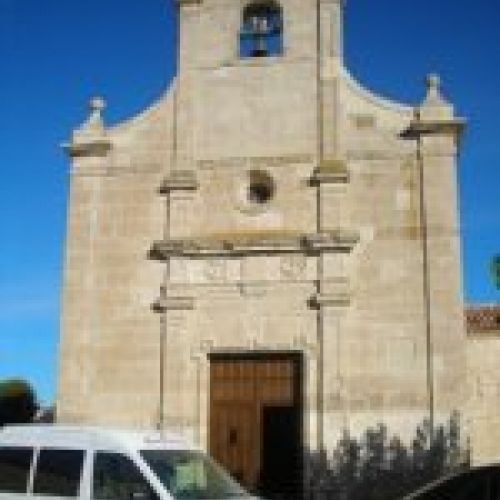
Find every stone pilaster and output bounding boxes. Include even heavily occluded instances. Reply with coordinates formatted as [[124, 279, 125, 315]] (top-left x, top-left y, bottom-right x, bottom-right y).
[[58, 98, 111, 423], [407, 75, 467, 422]]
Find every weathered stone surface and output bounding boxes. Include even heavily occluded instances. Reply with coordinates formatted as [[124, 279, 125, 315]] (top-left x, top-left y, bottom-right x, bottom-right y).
[[58, 0, 472, 463], [466, 306, 500, 464]]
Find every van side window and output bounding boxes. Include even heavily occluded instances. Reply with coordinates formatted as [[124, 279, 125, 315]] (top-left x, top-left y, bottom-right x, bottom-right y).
[[33, 449, 85, 497], [93, 453, 158, 500], [0, 446, 33, 493]]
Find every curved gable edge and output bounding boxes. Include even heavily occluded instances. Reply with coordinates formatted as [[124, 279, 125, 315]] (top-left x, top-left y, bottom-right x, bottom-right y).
[[108, 78, 178, 140], [340, 67, 415, 127]]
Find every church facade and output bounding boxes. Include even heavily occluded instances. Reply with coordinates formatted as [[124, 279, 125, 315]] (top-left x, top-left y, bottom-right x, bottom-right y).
[[59, 0, 470, 495]]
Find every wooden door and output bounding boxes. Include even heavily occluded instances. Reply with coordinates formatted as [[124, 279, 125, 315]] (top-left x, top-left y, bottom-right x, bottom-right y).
[[209, 354, 302, 499]]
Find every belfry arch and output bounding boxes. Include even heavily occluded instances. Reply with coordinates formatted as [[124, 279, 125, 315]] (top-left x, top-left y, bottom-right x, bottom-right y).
[[240, 0, 283, 57]]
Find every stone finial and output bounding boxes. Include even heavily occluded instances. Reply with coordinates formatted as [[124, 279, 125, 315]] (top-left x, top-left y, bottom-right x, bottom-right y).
[[420, 73, 455, 114], [427, 74, 441, 94], [86, 96, 106, 130], [65, 95, 111, 157], [90, 96, 106, 113], [423, 73, 448, 106], [418, 72, 456, 121], [72, 96, 107, 136], [403, 73, 465, 141]]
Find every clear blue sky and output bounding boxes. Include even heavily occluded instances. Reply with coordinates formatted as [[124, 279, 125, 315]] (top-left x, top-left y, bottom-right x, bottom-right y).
[[1, 0, 499, 404]]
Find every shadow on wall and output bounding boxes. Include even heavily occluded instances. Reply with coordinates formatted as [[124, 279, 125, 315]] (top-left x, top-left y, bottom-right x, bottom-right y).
[[306, 413, 470, 500]]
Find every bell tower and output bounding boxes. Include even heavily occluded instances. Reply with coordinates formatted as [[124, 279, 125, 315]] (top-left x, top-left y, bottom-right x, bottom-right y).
[[174, 0, 347, 172], [177, 0, 346, 69]]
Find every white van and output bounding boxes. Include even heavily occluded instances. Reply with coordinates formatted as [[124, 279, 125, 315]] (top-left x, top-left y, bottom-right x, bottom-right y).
[[0, 425, 258, 500]]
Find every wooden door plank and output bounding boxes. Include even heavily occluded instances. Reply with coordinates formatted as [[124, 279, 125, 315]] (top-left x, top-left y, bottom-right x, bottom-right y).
[[209, 354, 303, 496]]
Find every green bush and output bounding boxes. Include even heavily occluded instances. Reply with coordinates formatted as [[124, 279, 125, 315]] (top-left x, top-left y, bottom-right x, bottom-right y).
[[307, 412, 469, 500], [0, 379, 38, 426]]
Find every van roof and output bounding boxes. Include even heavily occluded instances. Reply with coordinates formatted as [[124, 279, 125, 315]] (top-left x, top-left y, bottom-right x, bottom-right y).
[[0, 425, 195, 453]]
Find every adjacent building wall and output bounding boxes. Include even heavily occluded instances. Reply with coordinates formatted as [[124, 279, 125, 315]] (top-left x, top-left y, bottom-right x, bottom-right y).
[[467, 306, 500, 464]]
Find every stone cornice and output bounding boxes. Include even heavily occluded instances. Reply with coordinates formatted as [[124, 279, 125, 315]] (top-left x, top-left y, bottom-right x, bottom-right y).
[[151, 296, 195, 312], [159, 170, 199, 193], [149, 230, 359, 260], [302, 231, 359, 252], [310, 159, 349, 185], [403, 118, 466, 139], [320, 0, 347, 6], [64, 139, 112, 158], [309, 278, 351, 309], [309, 292, 351, 309]]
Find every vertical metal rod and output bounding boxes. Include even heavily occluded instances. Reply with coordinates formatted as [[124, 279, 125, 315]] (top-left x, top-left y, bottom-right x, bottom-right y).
[[195, 357, 201, 444], [317, 0, 324, 162], [158, 187, 172, 430], [417, 136, 435, 437], [159, 302, 166, 430], [158, 1, 180, 431], [316, 0, 325, 458]]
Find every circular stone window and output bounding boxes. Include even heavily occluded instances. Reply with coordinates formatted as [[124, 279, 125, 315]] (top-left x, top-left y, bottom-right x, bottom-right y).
[[247, 169, 275, 205]]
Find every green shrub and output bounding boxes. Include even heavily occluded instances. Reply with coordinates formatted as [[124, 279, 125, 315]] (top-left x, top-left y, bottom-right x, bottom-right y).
[[0, 379, 38, 426], [307, 412, 469, 500]]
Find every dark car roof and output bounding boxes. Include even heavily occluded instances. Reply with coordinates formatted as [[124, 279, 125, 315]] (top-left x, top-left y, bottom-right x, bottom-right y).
[[403, 464, 500, 499]]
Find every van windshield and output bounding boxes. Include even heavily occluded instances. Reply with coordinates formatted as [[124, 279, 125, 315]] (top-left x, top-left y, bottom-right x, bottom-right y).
[[141, 450, 248, 499]]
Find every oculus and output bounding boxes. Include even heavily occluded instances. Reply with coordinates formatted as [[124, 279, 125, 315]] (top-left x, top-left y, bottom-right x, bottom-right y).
[[247, 169, 275, 205]]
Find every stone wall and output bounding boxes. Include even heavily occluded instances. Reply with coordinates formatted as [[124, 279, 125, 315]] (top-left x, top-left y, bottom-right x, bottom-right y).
[[58, 0, 468, 460], [467, 306, 500, 464]]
